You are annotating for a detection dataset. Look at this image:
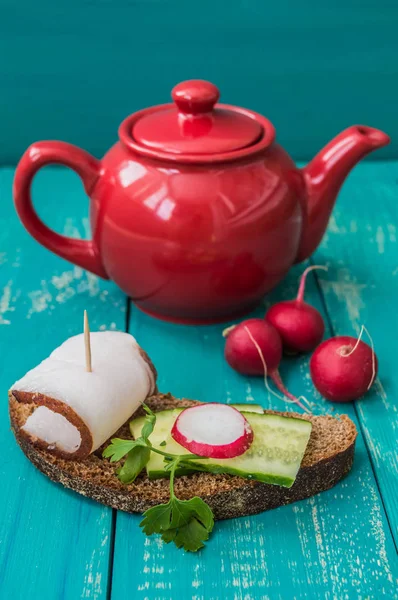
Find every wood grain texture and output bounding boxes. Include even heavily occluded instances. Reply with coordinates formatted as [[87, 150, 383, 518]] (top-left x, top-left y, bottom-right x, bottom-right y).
[[109, 263, 398, 598], [0, 0, 397, 164], [312, 162, 398, 547], [0, 168, 127, 599], [1, 165, 398, 598]]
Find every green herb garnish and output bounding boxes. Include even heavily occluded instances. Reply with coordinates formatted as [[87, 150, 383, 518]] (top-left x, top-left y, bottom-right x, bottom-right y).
[[103, 405, 214, 552], [141, 457, 214, 551]]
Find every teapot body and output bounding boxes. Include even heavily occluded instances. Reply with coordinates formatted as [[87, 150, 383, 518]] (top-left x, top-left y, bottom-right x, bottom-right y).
[[13, 81, 390, 323], [91, 142, 304, 323]]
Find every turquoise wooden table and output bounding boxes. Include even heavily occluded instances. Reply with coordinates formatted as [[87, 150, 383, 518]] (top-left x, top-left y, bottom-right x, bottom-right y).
[[1, 163, 397, 599]]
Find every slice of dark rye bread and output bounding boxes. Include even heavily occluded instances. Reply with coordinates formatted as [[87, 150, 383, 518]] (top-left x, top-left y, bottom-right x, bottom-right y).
[[9, 392, 357, 521]]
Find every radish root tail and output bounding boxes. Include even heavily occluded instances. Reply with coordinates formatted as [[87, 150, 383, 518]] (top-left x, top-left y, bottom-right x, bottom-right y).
[[222, 325, 237, 338], [345, 324, 377, 390], [297, 264, 328, 303], [270, 370, 311, 414], [243, 326, 311, 414]]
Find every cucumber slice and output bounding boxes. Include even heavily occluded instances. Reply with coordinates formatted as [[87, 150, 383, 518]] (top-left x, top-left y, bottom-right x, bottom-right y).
[[130, 409, 196, 477], [231, 403, 264, 414], [130, 409, 175, 445], [130, 408, 312, 488], [129, 404, 261, 440]]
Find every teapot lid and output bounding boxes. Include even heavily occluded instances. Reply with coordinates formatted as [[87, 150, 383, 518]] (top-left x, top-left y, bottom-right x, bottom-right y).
[[119, 80, 275, 164]]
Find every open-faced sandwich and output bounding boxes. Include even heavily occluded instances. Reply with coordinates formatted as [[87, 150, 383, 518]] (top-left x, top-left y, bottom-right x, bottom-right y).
[[9, 330, 357, 552]]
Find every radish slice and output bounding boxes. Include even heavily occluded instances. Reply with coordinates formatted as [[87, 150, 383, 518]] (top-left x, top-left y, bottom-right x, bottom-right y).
[[171, 403, 253, 459]]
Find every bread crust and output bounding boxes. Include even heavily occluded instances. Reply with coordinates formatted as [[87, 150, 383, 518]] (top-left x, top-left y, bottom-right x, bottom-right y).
[[11, 390, 93, 460], [9, 393, 357, 521]]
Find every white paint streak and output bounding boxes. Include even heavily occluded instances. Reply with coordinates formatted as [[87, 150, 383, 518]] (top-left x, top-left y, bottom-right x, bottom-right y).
[[27, 281, 52, 318], [328, 214, 346, 234], [192, 563, 202, 589], [350, 220, 358, 233], [375, 226, 385, 254], [292, 505, 315, 586], [360, 411, 398, 475], [0, 280, 14, 325], [387, 223, 396, 243], [320, 269, 365, 328], [309, 498, 329, 585], [368, 486, 394, 584], [85, 272, 100, 297], [52, 267, 83, 290], [246, 383, 254, 402], [58, 220, 99, 299], [137, 582, 150, 591], [12, 248, 21, 267], [358, 418, 382, 467], [372, 379, 393, 412], [52, 264, 100, 304], [82, 217, 92, 239], [27, 261, 102, 318], [81, 510, 108, 599], [63, 217, 81, 238]]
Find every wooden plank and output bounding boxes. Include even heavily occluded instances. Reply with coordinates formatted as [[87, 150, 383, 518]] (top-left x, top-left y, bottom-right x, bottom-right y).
[[110, 265, 398, 599], [312, 161, 398, 546], [0, 168, 126, 599], [0, 0, 396, 163]]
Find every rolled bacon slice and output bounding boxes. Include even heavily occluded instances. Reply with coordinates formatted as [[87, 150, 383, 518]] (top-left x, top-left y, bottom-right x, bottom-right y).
[[10, 331, 156, 460]]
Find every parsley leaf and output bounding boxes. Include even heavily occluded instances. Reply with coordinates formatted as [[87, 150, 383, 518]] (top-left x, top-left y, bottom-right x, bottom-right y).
[[103, 408, 216, 552], [174, 512, 213, 552], [102, 403, 155, 462], [103, 439, 138, 462], [142, 403, 155, 418], [140, 406, 156, 442], [118, 446, 151, 484], [170, 496, 214, 530], [140, 496, 214, 552], [140, 458, 214, 552], [140, 501, 174, 535], [161, 528, 177, 544]]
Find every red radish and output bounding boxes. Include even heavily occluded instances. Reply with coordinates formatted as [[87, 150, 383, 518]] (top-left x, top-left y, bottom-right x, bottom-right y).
[[171, 403, 253, 458], [310, 326, 377, 402], [224, 318, 310, 412], [265, 265, 327, 353]]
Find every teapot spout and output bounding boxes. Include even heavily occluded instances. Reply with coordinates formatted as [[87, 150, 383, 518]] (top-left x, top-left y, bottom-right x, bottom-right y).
[[295, 125, 390, 262]]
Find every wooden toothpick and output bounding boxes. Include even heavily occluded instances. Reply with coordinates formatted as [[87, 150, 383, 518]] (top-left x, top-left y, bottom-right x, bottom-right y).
[[84, 310, 92, 373]]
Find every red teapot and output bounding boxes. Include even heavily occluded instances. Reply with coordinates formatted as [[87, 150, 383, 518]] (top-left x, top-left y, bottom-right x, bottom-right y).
[[14, 80, 389, 323]]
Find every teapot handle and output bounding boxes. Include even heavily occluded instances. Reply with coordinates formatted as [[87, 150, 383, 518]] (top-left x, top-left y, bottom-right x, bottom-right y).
[[13, 141, 108, 278]]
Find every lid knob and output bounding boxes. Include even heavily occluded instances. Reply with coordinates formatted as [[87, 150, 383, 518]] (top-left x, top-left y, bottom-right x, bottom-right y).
[[172, 80, 220, 115]]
